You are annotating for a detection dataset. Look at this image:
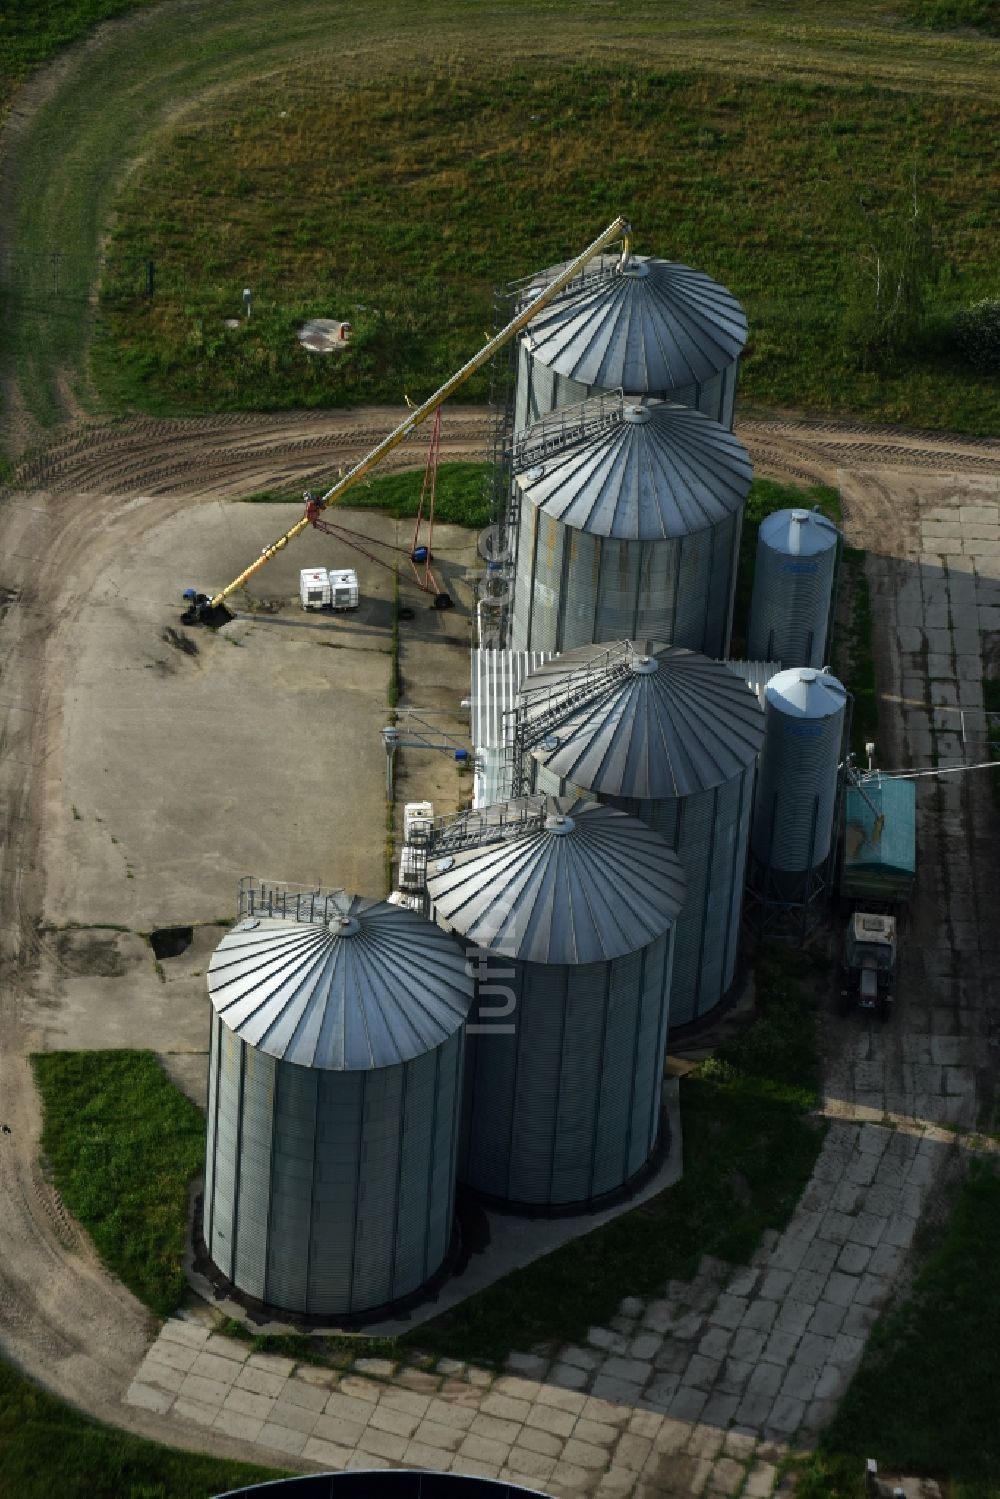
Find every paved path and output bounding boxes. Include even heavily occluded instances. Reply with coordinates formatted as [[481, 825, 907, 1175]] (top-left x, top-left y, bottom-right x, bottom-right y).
[[130, 1118, 943, 1495]]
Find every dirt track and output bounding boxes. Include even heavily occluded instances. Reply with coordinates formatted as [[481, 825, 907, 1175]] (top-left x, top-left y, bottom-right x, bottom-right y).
[[1, 408, 999, 1460]]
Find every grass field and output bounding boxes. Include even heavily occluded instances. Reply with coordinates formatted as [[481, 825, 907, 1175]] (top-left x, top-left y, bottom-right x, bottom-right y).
[[246, 461, 493, 530], [0, 1, 153, 106], [32, 1051, 206, 1317], [3, 0, 1000, 447], [795, 1158, 1000, 1499], [91, 61, 1000, 431], [0, 1353, 283, 1499]]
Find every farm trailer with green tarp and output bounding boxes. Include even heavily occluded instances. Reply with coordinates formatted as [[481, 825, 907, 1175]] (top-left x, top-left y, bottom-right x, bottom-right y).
[[840, 772, 916, 907], [838, 772, 915, 1020]]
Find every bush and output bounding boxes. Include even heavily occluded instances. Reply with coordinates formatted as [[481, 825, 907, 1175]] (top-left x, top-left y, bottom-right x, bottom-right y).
[[906, 0, 1000, 34], [953, 298, 1000, 374]]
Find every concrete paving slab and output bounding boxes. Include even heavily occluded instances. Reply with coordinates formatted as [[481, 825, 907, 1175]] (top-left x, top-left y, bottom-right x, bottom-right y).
[[258, 1422, 309, 1457]]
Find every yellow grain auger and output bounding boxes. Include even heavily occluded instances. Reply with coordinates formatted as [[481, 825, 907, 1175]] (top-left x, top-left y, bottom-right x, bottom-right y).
[[181, 216, 631, 626]]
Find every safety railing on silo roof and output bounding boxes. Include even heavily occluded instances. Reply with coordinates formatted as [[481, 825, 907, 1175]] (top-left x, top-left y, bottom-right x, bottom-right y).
[[508, 640, 638, 794], [504, 250, 625, 313], [236, 876, 347, 927], [512, 388, 625, 471], [411, 793, 549, 857]]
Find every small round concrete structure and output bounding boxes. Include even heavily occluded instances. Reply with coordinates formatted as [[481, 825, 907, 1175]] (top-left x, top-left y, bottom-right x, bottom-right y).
[[298, 318, 352, 353]]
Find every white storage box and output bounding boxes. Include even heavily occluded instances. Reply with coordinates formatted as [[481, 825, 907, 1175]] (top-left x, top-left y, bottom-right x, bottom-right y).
[[299, 567, 331, 610], [327, 568, 359, 610], [387, 888, 426, 913], [398, 846, 427, 892], [404, 801, 435, 845]]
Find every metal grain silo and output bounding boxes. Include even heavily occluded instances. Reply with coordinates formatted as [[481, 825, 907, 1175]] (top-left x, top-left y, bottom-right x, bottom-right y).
[[203, 892, 473, 1317], [518, 641, 764, 1028], [747, 508, 841, 668], [750, 668, 848, 915], [509, 396, 752, 659], [426, 795, 685, 1208], [515, 253, 748, 434]]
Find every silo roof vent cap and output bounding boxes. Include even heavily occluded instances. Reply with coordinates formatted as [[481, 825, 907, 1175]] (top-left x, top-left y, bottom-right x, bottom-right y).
[[623, 403, 652, 425], [630, 653, 659, 675], [619, 260, 650, 280], [544, 813, 575, 835], [328, 914, 360, 937]]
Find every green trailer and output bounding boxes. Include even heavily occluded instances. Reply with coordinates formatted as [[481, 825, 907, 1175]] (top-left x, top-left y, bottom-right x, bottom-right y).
[[840, 773, 916, 907]]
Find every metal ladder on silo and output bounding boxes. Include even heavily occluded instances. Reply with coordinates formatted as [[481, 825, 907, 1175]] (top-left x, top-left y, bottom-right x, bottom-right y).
[[412, 794, 550, 859], [508, 640, 639, 794], [512, 388, 626, 473]]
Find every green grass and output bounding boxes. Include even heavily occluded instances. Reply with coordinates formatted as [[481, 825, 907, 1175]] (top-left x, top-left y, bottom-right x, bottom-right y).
[[245, 460, 491, 531], [406, 949, 825, 1364], [795, 1158, 1000, 1499], [5, 0, 1000, 449], [90, 61, 1000, 430], [31, 1051, 205, 1317], [731, 478, 842, 656], [838, 546, 877, 756], [906, 0, 1000, 34], [0, 1354, 283, 1499], [0, 1, 153, 102]]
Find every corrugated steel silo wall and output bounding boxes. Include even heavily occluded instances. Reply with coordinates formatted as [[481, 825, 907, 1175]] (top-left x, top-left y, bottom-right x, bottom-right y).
[[459, 937, 671, 1206], [510, 510, 739, 658], [515, 345, 739, 435], [747, 536, 837, 668], [751, 700, 844, 873], [205, 1014, 240, 1282], [205, 1029, 463, 1315], [534, 765, 754, 1028]]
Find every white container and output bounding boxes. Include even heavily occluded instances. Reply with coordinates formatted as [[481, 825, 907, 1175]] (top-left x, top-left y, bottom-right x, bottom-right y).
[[387, 889, 425, 913], [399, 846, 427, 892], [404, 801, 435, 845], [300, 568, 331, 610], [327, 569, 359, 610]]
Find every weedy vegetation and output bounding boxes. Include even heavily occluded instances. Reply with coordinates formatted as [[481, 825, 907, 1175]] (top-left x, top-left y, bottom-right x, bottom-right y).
[[91, 64, 1000, 432], [794, 1159, 1000, 1499], [0, 1354, 284, 1499], [31, 1050, 206, 1316]]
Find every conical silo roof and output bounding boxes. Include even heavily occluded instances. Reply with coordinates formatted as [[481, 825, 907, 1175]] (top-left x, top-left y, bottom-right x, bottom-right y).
[[766, 667, 848, 720], [760, 508, 840, 558], [524, 254, 747, 391], [523, 642, 764, 800], [514, 398, 751, 539], [207, 893, 473, 1070], [426, 795, 685, 964]]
